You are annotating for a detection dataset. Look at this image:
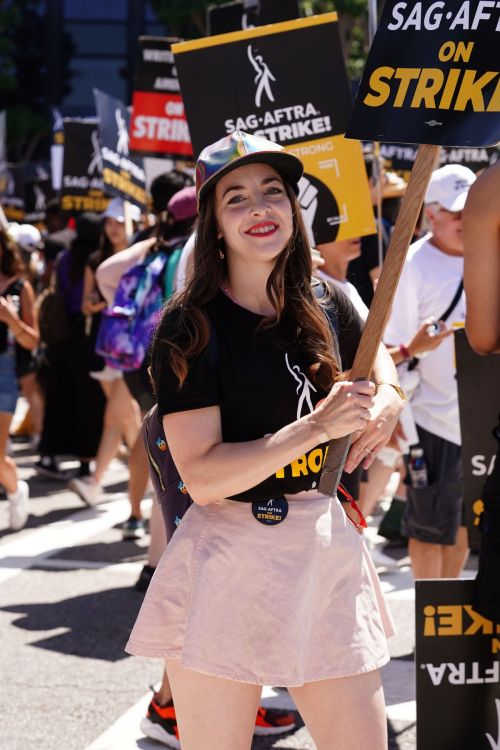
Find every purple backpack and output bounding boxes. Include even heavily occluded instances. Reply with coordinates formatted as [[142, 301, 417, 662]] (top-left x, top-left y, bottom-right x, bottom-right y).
[[96, 247, 182, 371]]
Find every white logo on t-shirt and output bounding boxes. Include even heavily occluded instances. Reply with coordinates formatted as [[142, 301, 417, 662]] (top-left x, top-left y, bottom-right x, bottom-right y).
[[285, 354, 317, 419]]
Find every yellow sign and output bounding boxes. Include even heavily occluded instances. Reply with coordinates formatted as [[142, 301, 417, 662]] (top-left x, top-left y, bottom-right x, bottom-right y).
[[286, 135, 376, 242]]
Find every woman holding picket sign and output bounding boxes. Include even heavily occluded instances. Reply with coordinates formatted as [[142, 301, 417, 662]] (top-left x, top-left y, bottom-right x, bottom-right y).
[[127, 131, 404, 749]]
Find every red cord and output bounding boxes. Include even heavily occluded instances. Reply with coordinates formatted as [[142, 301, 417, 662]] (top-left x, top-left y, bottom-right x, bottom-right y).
[[338, 483, 368, 529]]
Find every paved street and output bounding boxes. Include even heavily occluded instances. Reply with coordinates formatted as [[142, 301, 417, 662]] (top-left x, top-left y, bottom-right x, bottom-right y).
[[0, 427, 477, 750]]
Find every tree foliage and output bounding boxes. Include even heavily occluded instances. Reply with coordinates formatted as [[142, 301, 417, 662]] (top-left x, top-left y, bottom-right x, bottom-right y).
[[149, 0, 370, 79], [0, 0, 74, 162]]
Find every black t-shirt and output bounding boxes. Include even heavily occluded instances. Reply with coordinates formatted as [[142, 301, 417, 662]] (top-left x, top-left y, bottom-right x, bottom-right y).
[[154, 285, 363, 502]]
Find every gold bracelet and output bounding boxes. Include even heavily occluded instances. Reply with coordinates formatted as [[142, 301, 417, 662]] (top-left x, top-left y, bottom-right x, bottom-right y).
[[376, 382, 407, 402]]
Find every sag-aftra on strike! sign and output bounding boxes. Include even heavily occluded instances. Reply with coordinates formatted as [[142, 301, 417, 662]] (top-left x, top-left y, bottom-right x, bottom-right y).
[[347, 0, 500, 146], [173, 14, 376, 245]]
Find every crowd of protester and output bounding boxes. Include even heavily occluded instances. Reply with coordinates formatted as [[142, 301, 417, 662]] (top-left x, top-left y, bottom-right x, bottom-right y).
[[1, 149, 497, 746]]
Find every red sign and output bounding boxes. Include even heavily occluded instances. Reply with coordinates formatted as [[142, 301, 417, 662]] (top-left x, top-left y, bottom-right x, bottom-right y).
[[129, 92, 192, 157]]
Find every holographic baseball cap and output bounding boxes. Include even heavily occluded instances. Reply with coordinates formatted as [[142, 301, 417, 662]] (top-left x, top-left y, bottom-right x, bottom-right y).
[[196, 131, 303, 207]]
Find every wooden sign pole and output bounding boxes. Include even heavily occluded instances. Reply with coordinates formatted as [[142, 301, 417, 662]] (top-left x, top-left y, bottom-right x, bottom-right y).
[[319, 143, 440, 497]]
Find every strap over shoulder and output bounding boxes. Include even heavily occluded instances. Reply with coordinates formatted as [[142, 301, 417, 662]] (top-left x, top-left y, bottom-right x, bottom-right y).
[[312, 278, 341, 367]]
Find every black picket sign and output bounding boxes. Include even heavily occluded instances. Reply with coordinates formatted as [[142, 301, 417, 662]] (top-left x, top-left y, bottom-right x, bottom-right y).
[[60, 119, 109, 216], [416, 579, 500, 750], [174, 16, 352, 158], [347, 0, 500, 146], [94, 89, 147, 209], [456, 329, 500, 550]]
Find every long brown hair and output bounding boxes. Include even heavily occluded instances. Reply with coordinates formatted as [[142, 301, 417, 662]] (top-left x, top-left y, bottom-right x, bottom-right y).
[[151, 175, 340, 390], [0, 229, 25, 277]]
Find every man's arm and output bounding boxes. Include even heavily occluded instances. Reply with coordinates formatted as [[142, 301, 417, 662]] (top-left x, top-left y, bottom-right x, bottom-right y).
[[463, 162, 500, 354]]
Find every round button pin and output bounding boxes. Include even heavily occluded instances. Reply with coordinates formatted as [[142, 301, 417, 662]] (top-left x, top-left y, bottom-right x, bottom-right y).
[[252, 497, 288, 525]]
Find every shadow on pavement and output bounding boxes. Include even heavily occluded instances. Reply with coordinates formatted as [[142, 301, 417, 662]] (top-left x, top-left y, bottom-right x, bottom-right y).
[[1, 585, 144, 661]]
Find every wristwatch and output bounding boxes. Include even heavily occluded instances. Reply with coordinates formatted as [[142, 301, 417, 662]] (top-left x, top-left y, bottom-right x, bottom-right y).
[[376, 382, 407, 403]]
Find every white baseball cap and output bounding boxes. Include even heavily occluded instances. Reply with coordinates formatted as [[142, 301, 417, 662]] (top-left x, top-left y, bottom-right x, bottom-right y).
[[102, 197, 141, 223], [8, 223, 42, 251], [425, 164, 476, 212]]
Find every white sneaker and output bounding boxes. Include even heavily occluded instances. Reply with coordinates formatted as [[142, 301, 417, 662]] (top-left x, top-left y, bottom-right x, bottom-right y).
[[68, 477, 100, 506], [8, 480, 29, 531]]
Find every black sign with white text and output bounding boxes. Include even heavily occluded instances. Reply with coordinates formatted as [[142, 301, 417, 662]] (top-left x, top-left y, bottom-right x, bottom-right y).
[[416, 578, 500, 750], [173, 15, 352, 156], [24, 163, 54, 224], [60, 119, 109, 216], [0, 165, 25, 222], [94, 89, 147, 208], [172, 15, 376, 244], [347, 0, 500, 146], [456, 329, 500, 549]]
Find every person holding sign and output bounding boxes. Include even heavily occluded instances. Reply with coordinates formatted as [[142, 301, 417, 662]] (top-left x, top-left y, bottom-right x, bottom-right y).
[[384, 164, 476, 580], [463, 162, 500, 623], [126, 131, 404, 750]]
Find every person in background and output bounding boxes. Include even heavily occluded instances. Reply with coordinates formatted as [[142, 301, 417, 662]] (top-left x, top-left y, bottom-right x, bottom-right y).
[[95, 183, 197, 551], [384, 164, 476, 580], [42, 199, 76, 287], [463, 161, 500, 622], [0, 228, 39, 530], [347, 153, 389, 308], [315, 237, 368, 320], [36, 213, 105, 484], [133, 169, 194, 244], [68, 198, 141, 507], [6, 223, 45, 447]]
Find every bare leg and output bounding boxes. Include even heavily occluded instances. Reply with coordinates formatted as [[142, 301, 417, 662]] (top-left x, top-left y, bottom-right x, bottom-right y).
[[128, 429, 149, 519], [289, 669, 387, 750], [19, 372, 44, 435], [147, 496, 167, 567], [155, 668, 172, 705], [93, 425, 122, 485], [0, 413, 18, 493], [408, 538, 442, 578], [442, 526, 469, 578], [165, 659, 261, 750], [104, 378, 141, 451]]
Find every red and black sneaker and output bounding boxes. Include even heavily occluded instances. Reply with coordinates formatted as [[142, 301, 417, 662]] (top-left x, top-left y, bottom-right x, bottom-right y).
[[140, 698, 180, 749], [254, 706, 296, 736], [140, 698, 296, 745]]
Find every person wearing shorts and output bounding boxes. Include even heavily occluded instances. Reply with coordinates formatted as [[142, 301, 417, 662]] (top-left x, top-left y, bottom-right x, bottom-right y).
[[125, 131, 405, 750], [0, 228, 39, 530], [384, 164, 476, 579]]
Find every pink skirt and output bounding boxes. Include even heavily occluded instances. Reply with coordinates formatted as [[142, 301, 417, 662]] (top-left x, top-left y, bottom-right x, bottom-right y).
[[126, 491, 395, 687]]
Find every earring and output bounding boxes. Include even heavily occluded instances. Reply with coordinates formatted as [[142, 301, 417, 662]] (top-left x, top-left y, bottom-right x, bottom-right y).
[[218, 240, 225, 261]]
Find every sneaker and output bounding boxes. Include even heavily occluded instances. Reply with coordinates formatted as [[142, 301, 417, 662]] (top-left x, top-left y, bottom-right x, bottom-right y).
[[140, 698, 296, 746], [122, 515, 146, 540], [8, 480, 29, 531], [35, 456, 61, 479], [135, 564, 156, 592], [68, 476, 100, 506], [254, 706, 296, 735], [140, 699, 180, 749]]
